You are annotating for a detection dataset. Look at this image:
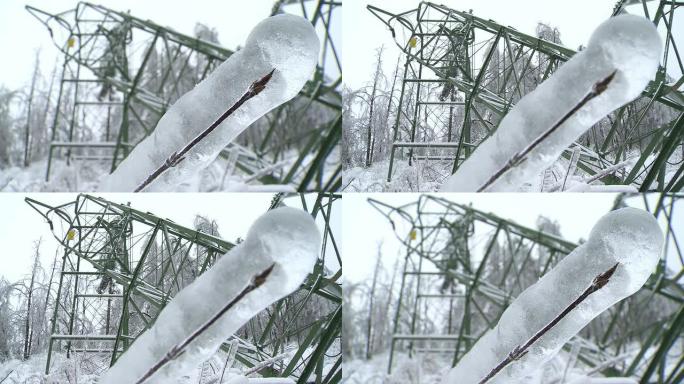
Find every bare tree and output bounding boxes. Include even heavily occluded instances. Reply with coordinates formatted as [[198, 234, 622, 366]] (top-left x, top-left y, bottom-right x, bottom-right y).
[[365, 242, 383, 359], [364, 46, 385, 167], [23, 51, 40, 167], [0, 87, 17, 168], [22, 238, 42, 360]]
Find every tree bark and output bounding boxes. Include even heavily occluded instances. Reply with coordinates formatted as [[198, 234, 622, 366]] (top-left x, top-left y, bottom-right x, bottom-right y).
[[23, 239, 41, 360], [365, 244, 382, 359]]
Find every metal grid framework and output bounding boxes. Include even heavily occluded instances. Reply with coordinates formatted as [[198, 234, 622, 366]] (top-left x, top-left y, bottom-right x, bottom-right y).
[[368, 1, 684, 191], [26, 193, 341, 383], [369, 194, 684, 383], [27, 1, 341, 191]]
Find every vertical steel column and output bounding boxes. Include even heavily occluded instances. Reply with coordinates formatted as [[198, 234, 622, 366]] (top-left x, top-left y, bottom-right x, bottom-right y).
[[388, 246, 413, 374], [110, 221, 159, 365], [65, 252, 82, 358], [408, 64, 423, 167], [387, 55, 411, 182], [44, 246, 71, 374]]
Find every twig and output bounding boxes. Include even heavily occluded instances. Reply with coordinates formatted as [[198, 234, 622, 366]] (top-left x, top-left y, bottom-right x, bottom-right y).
[[561, 147, 581, 191], [243, 349, 294, 376], [547, 156, 636, 192], [135, 263, 276, 383], [134, 69, 276, 192], [477, 70, 618, 192], [0, 369, 13, 383], [243, 158, 292, 183], [478, 262, 620, 384], [219, 339, 239, 383]]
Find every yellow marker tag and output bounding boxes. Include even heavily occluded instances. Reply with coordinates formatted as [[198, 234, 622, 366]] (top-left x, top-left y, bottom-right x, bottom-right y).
[[67, 37, 75, 48], [67, 229, 76, 241], [409, 37, 417, 48], [410, 229, 416, 240]]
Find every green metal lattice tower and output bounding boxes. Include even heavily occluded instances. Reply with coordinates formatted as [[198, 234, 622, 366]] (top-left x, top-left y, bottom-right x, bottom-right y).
[[369, 194, 684, 382], [368, 1, 684, 191], [26, 193, 342, 382], [27, 1, 342, 191]]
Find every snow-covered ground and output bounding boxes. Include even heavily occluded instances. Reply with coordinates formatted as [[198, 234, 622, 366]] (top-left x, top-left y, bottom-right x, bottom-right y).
[[0, 353, 104, 384], [343, 349, 644, 384], [0, 145, 339, 192], [0, 351, 300, 384], [341, 158, 579, 192], [342, 158, 543, 193], [342, 159, 444, 192], [341, 147, 674, 192]]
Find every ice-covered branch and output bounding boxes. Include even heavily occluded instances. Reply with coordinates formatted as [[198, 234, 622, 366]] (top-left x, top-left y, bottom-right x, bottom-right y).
[[478, 263, 619, 384], [243, 349, 294, 376], [134, 264, 275, 383], [99, 15, 319, 191], [134, 70, 275, 192], [476, 71, 617, 192], [443, 208, 663, 384], [99, 207, 320, 383], [442, 15, 662, 192]]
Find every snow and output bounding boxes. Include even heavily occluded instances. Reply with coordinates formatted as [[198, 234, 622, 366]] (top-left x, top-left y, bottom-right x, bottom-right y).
[[0, 146, 335, 191], [98, 14, 319, 191], [442, 15, 662, 192], [0, 159, 102, 192], [344, 352, 450, 384], [223, 376, 295, 384], [567, 379, 637, 384], [343, 159, 449, 192], [564, 184, 638, 193], [0, 353, 102, 384], [443, 207, 664, 384], [99, 207, 320, 383], [343, 150, 643, 193], [343, 349, 642, 384]]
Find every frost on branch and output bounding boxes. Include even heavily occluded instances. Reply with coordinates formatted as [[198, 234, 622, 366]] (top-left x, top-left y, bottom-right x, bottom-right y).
[[99, 207, 320, 383], [443, 208, 663, 384], [442, 15, 662, 192], [99, 14, 320, 191]]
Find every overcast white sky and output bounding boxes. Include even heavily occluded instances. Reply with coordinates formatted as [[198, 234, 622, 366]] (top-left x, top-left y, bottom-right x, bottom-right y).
[[344, 0, 681, 90], [342, 193, 684, 284], [0, 193, 341, 283], [0, 0, 340, 91]]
